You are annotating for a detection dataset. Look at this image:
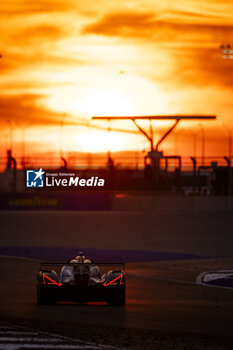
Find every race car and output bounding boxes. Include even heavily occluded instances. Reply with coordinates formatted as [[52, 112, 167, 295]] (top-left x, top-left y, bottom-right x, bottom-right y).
[[37, 253, 125, 306]]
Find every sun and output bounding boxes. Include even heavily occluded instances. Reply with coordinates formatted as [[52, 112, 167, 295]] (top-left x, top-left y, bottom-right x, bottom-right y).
[[45, 72, 167, 118], [45, 72, 168, 152], [78, 88, 134, 117], [77, 130, 126, 153]]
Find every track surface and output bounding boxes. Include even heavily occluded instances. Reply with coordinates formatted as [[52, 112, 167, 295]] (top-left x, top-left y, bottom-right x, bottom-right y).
[[1, 257, 233, 349], [1, 210, 233, 257], [1, 207, 233, 349], [0, 324, 126, 350]]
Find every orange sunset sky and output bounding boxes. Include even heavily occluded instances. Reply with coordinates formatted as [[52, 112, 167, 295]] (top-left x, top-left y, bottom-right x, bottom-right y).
[[0, 0, 233, 161]]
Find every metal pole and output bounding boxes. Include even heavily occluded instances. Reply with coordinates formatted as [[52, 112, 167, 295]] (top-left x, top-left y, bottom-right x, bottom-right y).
[[224, 157, 231, 195], [7, 120, 14, 153], [222, 123, 232, 162], [21, 127, 25, 168], [193, 132, 197, 158], [174, 132, 178, 154], [222, 123, 232, 194], [229, 131, 232, 195], [107, 119, 111, 162], [149, 119, 153, 151], [198, 124, 205, 166], [190, 157, 197, 193], [60, 113, 66, 159], [135, 150, 139, 170], [190, 130, 197, 158], [229, 130, 232, 163], [184, 128, 197, 158]]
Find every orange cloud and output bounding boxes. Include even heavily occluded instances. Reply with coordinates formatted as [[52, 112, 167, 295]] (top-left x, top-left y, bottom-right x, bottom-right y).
[[82, 10, 233, 44], [0, 1, 232, 157], [0, 0, 74, 15], [0, 94, 59, 126], [82, 11, 233, 91], [83, 12, 159, 38], [11, 25, 66, 45], [169, 47, 233, 89]]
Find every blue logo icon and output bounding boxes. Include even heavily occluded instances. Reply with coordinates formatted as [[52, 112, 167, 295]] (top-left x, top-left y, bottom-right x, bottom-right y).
[[26, 168, 45, 188]]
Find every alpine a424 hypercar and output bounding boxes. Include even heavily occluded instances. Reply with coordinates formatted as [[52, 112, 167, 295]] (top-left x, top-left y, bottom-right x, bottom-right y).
[[37, 253, 125, 306]]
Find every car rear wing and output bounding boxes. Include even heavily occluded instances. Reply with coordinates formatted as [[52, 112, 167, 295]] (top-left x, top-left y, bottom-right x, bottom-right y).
[[40, 262, 125, 271]]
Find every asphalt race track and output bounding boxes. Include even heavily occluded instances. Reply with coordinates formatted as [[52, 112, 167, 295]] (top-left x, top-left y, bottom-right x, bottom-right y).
[[1, 209, 233, 349], [1, 256, 233, 350]]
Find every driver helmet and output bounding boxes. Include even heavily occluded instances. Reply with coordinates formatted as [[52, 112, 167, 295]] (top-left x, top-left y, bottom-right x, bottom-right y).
[[75, 251, 85, 263]]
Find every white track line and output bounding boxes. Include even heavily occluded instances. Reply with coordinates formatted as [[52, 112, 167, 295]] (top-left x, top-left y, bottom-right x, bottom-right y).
[[0, 323, 129, 350], [0, 345, 101, 350], [0, 337, 61, 342], [196, 270, 233, 290], [0, 332, 38, 336]]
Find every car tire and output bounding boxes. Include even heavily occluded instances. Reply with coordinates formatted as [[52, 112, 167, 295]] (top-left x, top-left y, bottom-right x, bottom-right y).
[[107, 286, 125, 306], [37, 284, 55, 305]]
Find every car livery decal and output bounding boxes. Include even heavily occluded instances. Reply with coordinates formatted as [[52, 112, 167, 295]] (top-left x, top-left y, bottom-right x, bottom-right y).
[[41, 274, 63, 286], [103, 274, 124, 286]]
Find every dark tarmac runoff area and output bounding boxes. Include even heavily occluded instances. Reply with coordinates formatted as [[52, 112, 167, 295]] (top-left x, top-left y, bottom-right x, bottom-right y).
[[1, 210, 233, 349], [1, 257, 233, 350]]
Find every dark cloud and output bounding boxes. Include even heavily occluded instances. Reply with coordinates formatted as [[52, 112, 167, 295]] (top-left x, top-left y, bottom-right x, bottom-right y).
[[180, 48, 233, 88], [82, 11, 233, 44], [82, 10, 233, 90], [0, 49, 88, 75], [2, 24, 68, 56], [151, 46, 233, 90], [168, 9, 225, 20], [0, 20, 90, 75], [15, 25, 66, 44], [82, 12, 157, 38], [0, 94, 60, 126]]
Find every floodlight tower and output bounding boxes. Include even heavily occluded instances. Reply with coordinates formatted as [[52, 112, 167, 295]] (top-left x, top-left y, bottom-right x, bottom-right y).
[[220, 44, 233, 59]]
